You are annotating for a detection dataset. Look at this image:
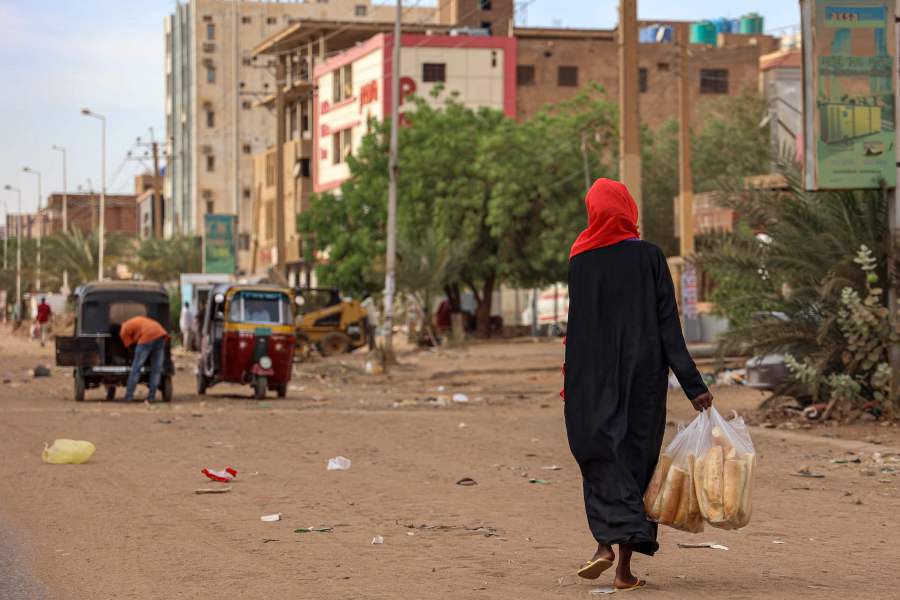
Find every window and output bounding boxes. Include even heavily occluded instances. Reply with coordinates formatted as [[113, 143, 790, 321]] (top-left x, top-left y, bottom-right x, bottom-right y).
[[241, 16, 251, 24], [422, 63, 446, 83], [207, 23, 215, 41], [206, 155, 215, 172], [700, 69, 729, 94], [206, 65, 216, 83], [242, 100, 252, 110], [239, 233, 250, 251], [558, 65, 578, 87], [202, 14, 212, 22], [242, 57, 252, 66], [243, 143, 252, 154], [243, 187, 251, 199], [206, 109, 215, 128], [516, 64, 535, 86], [657, 62, 670, 72], [331, 65, 353, 102], [206, 199, 214, 214], [266, 16, 276, 25], [299, 158, 311, 178], [481, 21, 492, 34], [354, 5, 367, 16], [265, 152, 276, 186], [639, 67, 648, 93], [480, 0, 492, 9], [332, 129, 352, 165]]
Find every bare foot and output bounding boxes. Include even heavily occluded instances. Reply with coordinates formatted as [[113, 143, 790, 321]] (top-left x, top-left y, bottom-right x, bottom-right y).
[[592, 543, 615, 563], [614, 572, 640, 589]]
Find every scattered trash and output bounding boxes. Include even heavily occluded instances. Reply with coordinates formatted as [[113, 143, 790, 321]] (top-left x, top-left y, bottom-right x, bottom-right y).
[[772, 540, 786, 544], [715, 369, 745, 386], [365, 361, 383, 375], [456, 477, 478, 486], [202, 467, 238, 482], [294, 526, 333, 533], [261, 513, 282, 522], [528, 478, 550, 485], [191, 413, 204, 418], [261, 538, 279, 543], [589, 587, 618, 595], [32, 365, 51, 377], [541, 465, 562, 471], [42, 439, 96, 464], [792, 468, 825, 479], [436, 386, 446, 392], [677, 542, 729, 550], [371, 535, 384, 545], [830, 457, 861, 464], [157, 418, 173, 425], [452, 393, 469, 403], [458, 422, 467, 428], [327, 456, 352, 471], [195, 487, 232, 494]]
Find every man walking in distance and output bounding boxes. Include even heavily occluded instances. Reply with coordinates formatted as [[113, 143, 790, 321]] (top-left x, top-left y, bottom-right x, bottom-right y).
[[35, 297, 52, 347], [180, 301, 194, 351]]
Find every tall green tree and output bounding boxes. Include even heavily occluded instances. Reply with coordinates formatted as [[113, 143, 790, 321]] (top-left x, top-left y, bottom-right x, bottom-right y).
[[130, 235, 202, 283]]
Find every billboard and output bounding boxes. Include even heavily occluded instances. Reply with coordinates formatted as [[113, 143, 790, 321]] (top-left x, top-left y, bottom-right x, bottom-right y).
[[801, 0, 896, 189], [203, 214, 237, 274]]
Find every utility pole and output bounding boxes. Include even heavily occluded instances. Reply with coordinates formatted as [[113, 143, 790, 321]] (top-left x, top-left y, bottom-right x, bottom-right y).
[[677, 23, 695, 259], [23, 167, 42, 292], [4, 185, 22, 321], [232, 0, 241, 235], [383, 0, 402, 364], [275, 56, 287, 274], [81, 108, 106, 281], [618, 0, 642, 229], [150, 129, 163, 239]]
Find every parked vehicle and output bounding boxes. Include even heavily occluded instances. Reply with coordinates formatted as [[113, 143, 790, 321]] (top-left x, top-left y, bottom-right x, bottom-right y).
[[196, 284, 297, 399], [55, 281, 175, 402], [179, 273, 234, 351], [521, 285, 568, 336], [294, 287, 369, 357]]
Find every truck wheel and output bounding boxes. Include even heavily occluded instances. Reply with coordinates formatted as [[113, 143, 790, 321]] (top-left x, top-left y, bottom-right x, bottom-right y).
[[196, 370, 208, 395], [105, 386, 116, 401], [162, 375, 174, 403], [253, 376, 267, 399], [74, 371, 86, 402], [276, 382, 287, 398], [320, 332, 351, 356]]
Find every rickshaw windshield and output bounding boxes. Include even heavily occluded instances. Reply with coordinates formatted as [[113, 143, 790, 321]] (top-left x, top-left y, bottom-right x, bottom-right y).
[[227, 291, 292, 325]]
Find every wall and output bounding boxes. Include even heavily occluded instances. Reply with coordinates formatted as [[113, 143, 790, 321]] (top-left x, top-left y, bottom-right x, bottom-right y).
[[43, 194, 139, 236], [514, 31, 778, 127]]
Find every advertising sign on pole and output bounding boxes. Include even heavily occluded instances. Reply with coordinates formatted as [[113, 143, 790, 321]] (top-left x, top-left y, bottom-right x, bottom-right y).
[[801, 0, 896, 189], [203, 214, 237, 274]]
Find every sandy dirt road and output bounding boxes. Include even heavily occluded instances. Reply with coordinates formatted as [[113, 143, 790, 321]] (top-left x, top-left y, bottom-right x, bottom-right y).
[[1, 329, 898, 599]]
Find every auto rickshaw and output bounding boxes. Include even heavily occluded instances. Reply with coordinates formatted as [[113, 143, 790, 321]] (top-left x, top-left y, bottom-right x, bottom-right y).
[[196, 284, 297, 399], [55, 281, 175, 402]]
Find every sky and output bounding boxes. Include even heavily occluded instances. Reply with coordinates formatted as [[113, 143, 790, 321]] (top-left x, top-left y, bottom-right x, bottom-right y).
[[0, 0, 800, 214]]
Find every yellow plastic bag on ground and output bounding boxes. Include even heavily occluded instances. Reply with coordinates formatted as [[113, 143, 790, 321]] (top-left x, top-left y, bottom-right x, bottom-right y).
[[42, 439, 96, 464]]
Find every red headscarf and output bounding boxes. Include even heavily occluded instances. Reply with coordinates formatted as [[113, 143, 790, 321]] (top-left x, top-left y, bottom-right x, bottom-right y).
[[569, 178, 640, 259]]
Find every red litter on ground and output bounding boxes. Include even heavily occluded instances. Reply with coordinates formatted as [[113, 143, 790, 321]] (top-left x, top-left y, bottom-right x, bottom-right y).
[[202, 467, 238, 482]]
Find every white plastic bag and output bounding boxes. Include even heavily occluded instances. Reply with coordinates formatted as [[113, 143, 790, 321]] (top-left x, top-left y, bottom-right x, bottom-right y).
[[644, 407, 756, 532], [326, 456, 351, 471]]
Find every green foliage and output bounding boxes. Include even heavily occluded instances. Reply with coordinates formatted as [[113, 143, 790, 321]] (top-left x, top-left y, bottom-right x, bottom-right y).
[[130, 235, 202, 284], [696, 168, 893, 409]]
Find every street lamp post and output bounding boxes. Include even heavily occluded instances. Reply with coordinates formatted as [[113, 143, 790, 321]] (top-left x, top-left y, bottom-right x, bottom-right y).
[[22, 167, 42, 292], [4, 185, 22, 322], [52, 145, 69, 293], [1, 199, 7, 270], [81, 108, 106, 281]]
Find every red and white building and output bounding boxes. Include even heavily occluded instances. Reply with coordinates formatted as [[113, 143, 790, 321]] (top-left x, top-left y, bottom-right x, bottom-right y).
[[313, 33, 517, 193]]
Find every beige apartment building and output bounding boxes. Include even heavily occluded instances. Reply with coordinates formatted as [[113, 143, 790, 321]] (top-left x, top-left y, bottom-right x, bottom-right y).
[[164, 0, 440, 271]]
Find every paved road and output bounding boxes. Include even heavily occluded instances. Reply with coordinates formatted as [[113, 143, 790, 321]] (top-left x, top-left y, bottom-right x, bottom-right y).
[[0, 514, 51, 600]]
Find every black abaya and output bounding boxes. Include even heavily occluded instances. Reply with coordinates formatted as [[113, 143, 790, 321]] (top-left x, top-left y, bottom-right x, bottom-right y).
[[564, 240, 707, 556]]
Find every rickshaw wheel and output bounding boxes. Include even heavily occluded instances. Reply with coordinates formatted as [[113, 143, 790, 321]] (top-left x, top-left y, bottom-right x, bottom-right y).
[[196, 370, 208, 395], [276, 382, 287, 398], [162, 375, 174, 403], [320, 332, 351, 356], [74, 371, 86, 402], [253, 376, 267, 399], [105, 386, 116, 401]]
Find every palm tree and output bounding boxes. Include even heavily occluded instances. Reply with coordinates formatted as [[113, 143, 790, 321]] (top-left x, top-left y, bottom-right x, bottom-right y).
[[43, 230, 131, 289], [130, 236, 201, 284]]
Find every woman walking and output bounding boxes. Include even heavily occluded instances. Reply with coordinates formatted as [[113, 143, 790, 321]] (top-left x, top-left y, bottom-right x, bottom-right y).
[[563, 179, 712, 590]]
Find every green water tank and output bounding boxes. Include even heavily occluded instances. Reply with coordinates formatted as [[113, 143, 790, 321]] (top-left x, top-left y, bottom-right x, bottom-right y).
[[690, 21, 717, 45], [739, 13, 764, 34]]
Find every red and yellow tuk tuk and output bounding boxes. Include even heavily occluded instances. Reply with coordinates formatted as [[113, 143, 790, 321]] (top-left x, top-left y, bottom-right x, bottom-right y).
[[196, 284, 297, 399]]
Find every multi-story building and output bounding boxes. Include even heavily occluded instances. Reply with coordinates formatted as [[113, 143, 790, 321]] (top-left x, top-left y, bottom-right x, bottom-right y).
[[164, 0, 442, 271], [758, 47, 802, 163], [42, 193, 140, 237], [247, 8, 776, 281]]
